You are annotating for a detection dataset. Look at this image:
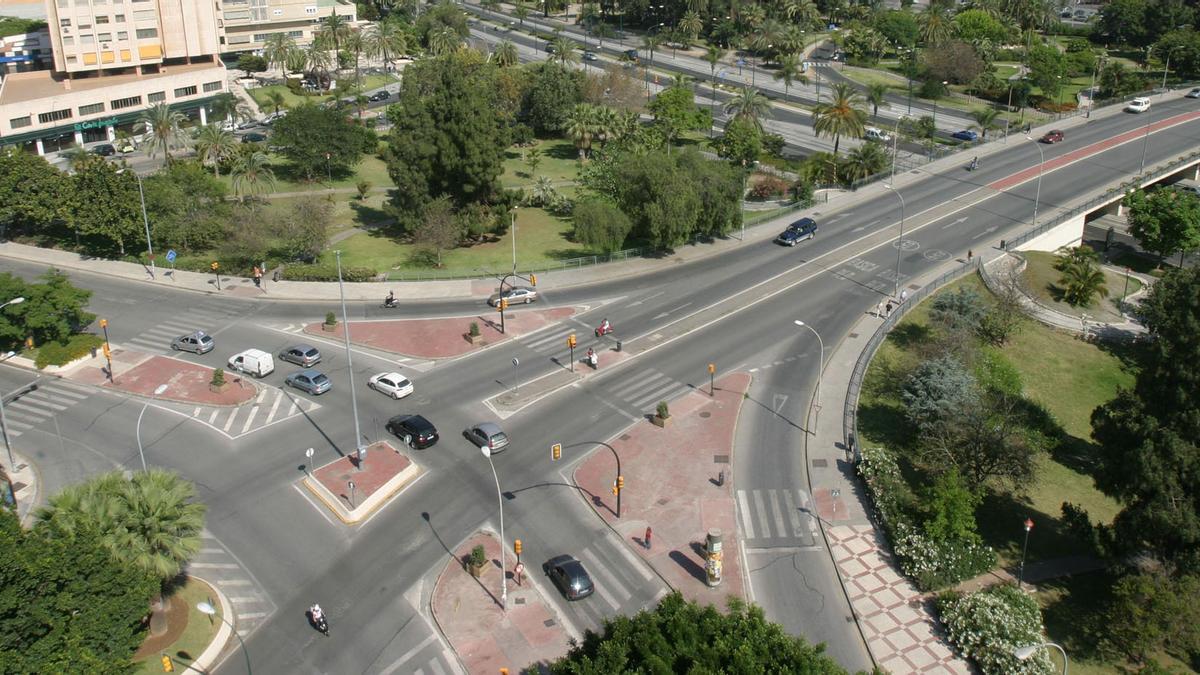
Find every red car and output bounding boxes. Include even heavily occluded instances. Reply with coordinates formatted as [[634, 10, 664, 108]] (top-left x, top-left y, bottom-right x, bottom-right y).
[[1040, 130, 1064, 143]]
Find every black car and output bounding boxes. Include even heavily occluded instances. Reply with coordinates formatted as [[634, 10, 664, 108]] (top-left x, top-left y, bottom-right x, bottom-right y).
[[369, 89, 390, 102], [545, 555, 594, 600], [91, 143, 116, 157], [386, 414, 439, 449], [775, 217, 818, 246], [623, 48, 639, 62], [241, 132, 268, 143]]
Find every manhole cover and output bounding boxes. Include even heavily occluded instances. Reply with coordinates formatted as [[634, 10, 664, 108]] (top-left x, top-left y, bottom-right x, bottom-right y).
[[620, 434, 631, 441], [699, 412, 711, 418], [811, 459, 828, 468], [713, 454, 729, 464], [543, 619, 556, 627], [515, 597, 526, 605], [657, 497, 671, 506]]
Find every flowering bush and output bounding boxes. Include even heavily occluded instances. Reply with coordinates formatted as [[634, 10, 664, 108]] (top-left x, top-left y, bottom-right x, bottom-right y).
[[937, 585, 1054, 675]]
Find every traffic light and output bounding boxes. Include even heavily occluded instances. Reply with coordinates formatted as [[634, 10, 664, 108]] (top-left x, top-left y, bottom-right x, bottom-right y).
[[529, 273, 537, 286], [498, 298, 508, 312], [612, 482, 618, 496], [210, 261, 219, 271], [708, 363, 716, 374], [161, 655, 174, 672], [102, 343, 111, 359], [567, 334, 576, 349], [99, 318, 107, 329], [551, 443, 562, 461], [514, 539, 522, 556], [617, 475, 624, 491]]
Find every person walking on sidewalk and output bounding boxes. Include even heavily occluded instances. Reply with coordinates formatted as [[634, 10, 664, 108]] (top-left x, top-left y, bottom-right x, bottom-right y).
[[514, 561, 525, 586], [644, 526, 652, 550], [875, 299, 884, 318], [252, 266, 262, 288], [885, 300, 894, 317], [900, 289, 908, 304]]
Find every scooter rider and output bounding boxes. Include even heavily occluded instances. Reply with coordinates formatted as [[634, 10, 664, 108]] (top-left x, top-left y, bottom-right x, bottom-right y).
[[384, 290, 396, 307], [587, 347, 597, 368], [969, 156, 979, 171]]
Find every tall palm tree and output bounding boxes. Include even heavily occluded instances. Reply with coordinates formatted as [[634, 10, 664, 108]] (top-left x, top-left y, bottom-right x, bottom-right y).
[[551, 36, 578, 66], [723, 87, 773, 129], [265, 90, 288, 116], [193, 124, 238, 177], [593, 105, 619, 147], [262, 32, 297, 75], [365, 20, 408, 71], [209, 93, 249, 125], [705, 45, 725, 85], [513, 5, 530, 26], [970, 107, 1001, 139], [866, 83, 889, 119], [773, 53, 808, 101], [230, 151, 277, 202], [343, 28, 366, 87], [812, 82, 867, 156], [786, 0, 822, 29], [565, 104, 597, 160], [304, 40, 333, 82], [494, 40, 519, 67], [919, 5, 953, 46], [679, 11, 703, 44], [428, 26, 459, 55], [318, 10, 351, 56], [135, 102, 186, 161], [641, 34, 663, 66]]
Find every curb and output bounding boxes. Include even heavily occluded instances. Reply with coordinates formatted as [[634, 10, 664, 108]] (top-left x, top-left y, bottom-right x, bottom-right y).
[[184, 574, 235, 674]]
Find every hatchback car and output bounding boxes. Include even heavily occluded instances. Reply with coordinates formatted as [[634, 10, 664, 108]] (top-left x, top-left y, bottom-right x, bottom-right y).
[[775, 217, 818, 246], [241, 132, 268, 143], [623, 49, 639, 62], [1040, 129, 1064, 144], [368, 371, 414, 399], [171, 331, 215, 354], [487, 286, 538, 307], [285, 369, 332, 395], [1126, 97, 1151, 113], [1187, 88, 1200, 99], [465, 422, 509, 453], [951, 129, 979, 142], [279, 344, 321, 367], [583, 51, 599, 61], [386, 414, 439, 449], [863, 126, 891, 143], [544, 555, 594, 600], [91, 143, 117, 157], [369, 89, 390, 102]]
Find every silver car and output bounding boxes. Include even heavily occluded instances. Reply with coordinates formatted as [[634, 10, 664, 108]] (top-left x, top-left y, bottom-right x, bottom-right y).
[[279, 344, 321, 367], [464, 422, 509, 453], [285, 369, 332, 395], [171, 331, 214, 354]]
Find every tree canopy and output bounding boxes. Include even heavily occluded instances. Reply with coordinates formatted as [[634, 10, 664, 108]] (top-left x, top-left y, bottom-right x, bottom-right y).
[[1124, 188, 1200, 264], [270, 104, 377, 180], [0, 268, 95, 352]]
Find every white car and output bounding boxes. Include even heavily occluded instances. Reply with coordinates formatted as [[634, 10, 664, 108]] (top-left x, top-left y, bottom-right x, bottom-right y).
[[864, 126, 892, 143], [368, 371, 414, 399], [1126, 97, 1151, 113], [1187, 88, 1200, 99]]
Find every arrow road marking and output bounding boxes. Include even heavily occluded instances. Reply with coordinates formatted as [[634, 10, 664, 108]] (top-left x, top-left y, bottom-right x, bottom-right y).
[[628, 290, 665, 307], [773, 393, 789, 413], [942, 216, 970, 229], [850, 219, 879, 233], [972, 225, 1000, 240], [652, 302, 692, 320]]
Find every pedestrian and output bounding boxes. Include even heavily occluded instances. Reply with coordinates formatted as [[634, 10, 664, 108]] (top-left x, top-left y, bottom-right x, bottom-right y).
[[514, 561, 525, 586], [875, 299, 884, 318], [644, 526, 652, 550], [252, 265, 262, 288], [900, 289, 908, 304], [885, 300, 894, 317], [967, 249, 973, 261]]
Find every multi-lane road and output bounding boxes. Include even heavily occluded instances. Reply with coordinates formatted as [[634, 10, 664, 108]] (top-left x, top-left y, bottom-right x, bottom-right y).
[[3, 90, 1198, 673]]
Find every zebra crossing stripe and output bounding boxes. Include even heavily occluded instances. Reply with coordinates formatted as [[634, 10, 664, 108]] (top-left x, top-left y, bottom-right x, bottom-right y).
[[578, 549, 631, 603], [768, 489, 788, 537], [240, 405, 260, 434], [629, 382, 683, 408], [265, 391, 284, 424], [753, 491, 771, 538], [737, 490, 756, 539], [783, 491, 806, 538]]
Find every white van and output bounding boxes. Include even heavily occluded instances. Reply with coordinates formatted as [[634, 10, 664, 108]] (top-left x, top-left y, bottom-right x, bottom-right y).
[[227, 349, 275, 377], [864, 126, 892, 143], [1126, 97, 1151, 113]]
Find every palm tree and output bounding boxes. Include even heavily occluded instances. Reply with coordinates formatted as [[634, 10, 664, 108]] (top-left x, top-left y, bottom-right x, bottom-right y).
[[60, 144, 92, 171], [343, 28, 366, 87], [679, 11, 703, 45], [866, 83, 889, 120], [304, 41, 333, 83], [262, 32, 297, 75], [593, 105, 619, 147], [970, 107, 1001, 139], [365, 20, 408, 71], [530, 175, 558, 206], [135, 102, 186, 161], [723, 87, 773, 129], [565, 104, 597, 160], [812, 83, 867, 156], [494, 40, 519, 67], [704, 45, 725, 85], [513, 5, 530, 26], [551, 36, 578, 66], [428, 26, 459, 56], [230, 151, 277, 202], [773, 53, 808, 101], [193, 124, 238, 177], [209, 93, 249, 125], [919, 5, 953, 46], [840, 141, 888, 182], [265, 90, 288, 116], [1058, 253, 1109, 307], [318, 10, 351, 57], [641, 34, 663, 66], [786, 0, 822, 29]]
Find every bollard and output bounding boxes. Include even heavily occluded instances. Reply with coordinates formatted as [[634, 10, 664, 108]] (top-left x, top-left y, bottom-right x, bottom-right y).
[[717, 470, 725, 486], [999, 239, 1006, 250], [615, 340, 622, 352]]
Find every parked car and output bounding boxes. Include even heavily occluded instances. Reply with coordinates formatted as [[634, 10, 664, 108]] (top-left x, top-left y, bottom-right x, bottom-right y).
[[91, 143, 117, 157], [368, 89, 390, 102], [285, 368, 332, 395], [227, 349, 274, 377], [279, 344, 321, 367], [582, 51, 599, 61], [241, 132, 268, 143], [951, 129, 979, 142], [114, 140, 136, 153], [1126, 97, 1151, 113], [464, 422, 509, 453], [1040, 129, 1065, 143], [1187, 88, 1200, 99], [487, 286, 538, 307], [368, 371, 414, 399], [171, 331, 214, 354], [863, 126, 891, 143], [775, 217, 818, 247], [544, 555, 594, 600], [623, 49, 639, 62], [236, 119, 260, 130], [386, 414, 439, 449]]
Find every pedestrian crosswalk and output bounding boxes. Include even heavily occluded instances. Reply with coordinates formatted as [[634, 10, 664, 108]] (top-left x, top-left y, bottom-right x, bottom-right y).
[[160, 385, 320, 439], [601, 369, 692, 415], [519, 324, 600, 359], [548, 536, 666, 633], [187, 530, 277, 639], [0, 379, 93, 438], [121, 301, 243, 354], [378, 632, 464, 675], [736, 488, 819, 549]]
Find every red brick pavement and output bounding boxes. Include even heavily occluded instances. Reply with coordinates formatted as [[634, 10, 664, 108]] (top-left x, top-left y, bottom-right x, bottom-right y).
[[69, 351, 257, 406], [310, 441, 411, 507], [431, 532, 572, 674], [573, 372, 752, 607], [303, 307, 576, 359]]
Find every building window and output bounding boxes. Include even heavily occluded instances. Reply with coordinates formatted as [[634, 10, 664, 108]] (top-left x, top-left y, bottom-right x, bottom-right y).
[[81, 34, 94, 45], [174, 85, 197, 98], [110, 95, 142, 110], [117, 31, 127, 40], [203, 81, 223, 93], [98, 33, 111, 42], [148, 91, 165, 103], [59, 18, 70, 27], [66, 55, 77, 64], [96, 16, 109, 24], [62, 36, 74, 46], [78, 102, 105, 116], [288, 30, 303, 38], [79, 23, 91, 30], [57, 0, 67, 7], [10, 116, 31, 129], [38, 109, 72, 124], [135, 28, 157, 39], [305, 6, 317, 14], [115, 14, 125, 21], [133, 9, 156, 21]]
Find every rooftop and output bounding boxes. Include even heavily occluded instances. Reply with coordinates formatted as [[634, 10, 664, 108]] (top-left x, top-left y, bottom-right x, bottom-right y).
[[0, 60, 224, 105]]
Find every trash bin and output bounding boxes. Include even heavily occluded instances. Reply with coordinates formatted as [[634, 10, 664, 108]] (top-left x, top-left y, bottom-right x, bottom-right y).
[[616, 340, 622, 352]]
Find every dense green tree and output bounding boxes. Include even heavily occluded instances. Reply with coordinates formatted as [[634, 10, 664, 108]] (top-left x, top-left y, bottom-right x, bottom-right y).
[[416, 1, 468, 51], [647, 84, 710, 150], [1027, 44, 1067, 102], [1092, 266, 1200, 572], [930, 286, 988, 335], [523, 61, 584, 135], [572, 197, 634, 253], [0, 148, 71, 238], [1125, 188, 1200, 265], [269, 194, 331, 262], [714, 116, 763, 166], [922, 469, 983, 542], [1098, 61, 1145, 100], [236, 53, 268, 77], [612, 151, 702, 248], [839, 141, 888, 182], [922, 40, 987, 86], [841, 23, 889, 64], [1096, 0, 1147, 46], [385, 52, 508, 227], [0, 508, 157, 672], [142, 160, 230, 252], [1154, 28, 1200, 81], [952, 9, 1009, 45], [674, 149, 743, 238], [0, 269, 94, 351], [550, 592, 845, 673], [411, 196, 463, 266], [873, 9, 919, 48], [70, 158, 142, 255], [270, 104, 376, 180], [1054, 245, 1108, 307], [902, 355, 979, 435], [1104, 570, 1200, 662]]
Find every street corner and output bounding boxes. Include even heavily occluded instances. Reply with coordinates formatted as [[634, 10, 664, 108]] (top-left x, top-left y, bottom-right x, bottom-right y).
[[431, 532, 572, 674], [301, 306, 578, 359], [101, 354, 258, 406], [303, 440, 423, 524]]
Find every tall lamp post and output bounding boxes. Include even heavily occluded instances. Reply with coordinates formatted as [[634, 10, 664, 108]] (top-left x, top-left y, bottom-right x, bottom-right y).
[[1018, 516, 1034, 589], [793, 321, 825, 409], [885, 184, 907, 298], [1014, 642, 1068, 674], [932, 80, 947, 128], [135, 383, 169, 472], [1025, 135, 1045, 231], [481, 445, 507, 611], [197, 601, 251, 674], [117, 169, 156, 279], [510, 207, 518, 274], [335, 251, 366, 468]]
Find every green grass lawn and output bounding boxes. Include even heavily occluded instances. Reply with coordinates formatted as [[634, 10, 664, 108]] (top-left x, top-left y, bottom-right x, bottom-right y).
[[839, 65, 908, 91], [993, 64, 1021, 81], [1020, 251, 1143, 323], [132, 578, 220, 674], [501, 138, 581, 188], [218, 152, 393, 193], [246, 73, 398, 112]]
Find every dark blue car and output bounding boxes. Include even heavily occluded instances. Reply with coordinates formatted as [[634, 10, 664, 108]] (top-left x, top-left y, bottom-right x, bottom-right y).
[[775, 217, 819, 246], [951, 130, 979, 142]]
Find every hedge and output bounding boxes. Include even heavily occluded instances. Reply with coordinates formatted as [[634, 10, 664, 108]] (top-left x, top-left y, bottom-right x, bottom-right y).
[[34, 333, 105, 369], [278, 264, 378, 282]]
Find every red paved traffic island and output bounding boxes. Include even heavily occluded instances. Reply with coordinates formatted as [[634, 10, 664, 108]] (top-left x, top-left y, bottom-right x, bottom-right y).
[[574, 372, 752, 607], [431, 531, 572, 674], [304, 441, 423, 524], [68, 349, 258, 406], [303, 307, 577, 359]]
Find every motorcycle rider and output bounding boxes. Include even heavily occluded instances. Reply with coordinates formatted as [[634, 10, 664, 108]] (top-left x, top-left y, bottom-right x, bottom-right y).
[[969, 156, 979, 171], [310, 603, 328, 634], [587, 347, 597, 368], [384, 290, 396, 307]]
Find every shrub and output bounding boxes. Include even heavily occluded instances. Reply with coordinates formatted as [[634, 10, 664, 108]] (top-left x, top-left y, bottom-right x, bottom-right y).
[[356, 180, 371, 200], [748, 175, 790, 200], [791, 179, 815, 207], [656, 401, 670, 419], [33, 333, 105, 369], [936, 585, 1053, 674], [281, 263, 377, 282], [210, 368, 226, 387], [468, 544, 487, 568], [469, 322, 481, 337], [324, 311, 337, 326]]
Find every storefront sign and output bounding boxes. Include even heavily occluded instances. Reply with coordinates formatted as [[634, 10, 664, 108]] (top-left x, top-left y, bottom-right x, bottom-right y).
[[74, 117, 118, 131]]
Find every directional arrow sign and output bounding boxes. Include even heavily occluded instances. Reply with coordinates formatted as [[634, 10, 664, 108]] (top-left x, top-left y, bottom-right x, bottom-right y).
[[942, 216, 970, 229]]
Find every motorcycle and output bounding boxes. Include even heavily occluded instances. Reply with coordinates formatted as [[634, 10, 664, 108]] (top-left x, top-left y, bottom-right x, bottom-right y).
[[586, 349, 598, 369], [595, 321, 614, 337], [310, 607, 329, 636], [967, 158, 979, 172], [382, 297, 398, 309]]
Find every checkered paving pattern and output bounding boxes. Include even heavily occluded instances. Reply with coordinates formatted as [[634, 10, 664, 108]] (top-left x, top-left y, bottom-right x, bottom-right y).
[[827, 525, 973, 674]]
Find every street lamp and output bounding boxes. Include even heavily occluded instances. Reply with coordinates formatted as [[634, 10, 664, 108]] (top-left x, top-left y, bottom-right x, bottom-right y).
[[196, 601, 251, 674], [334, 251, 366, 468], [1025, 135, 1045, 231], [1018, 516, 1034, 588], [135, 383, 169, 472], [1014, 642, 1068, 674], [932, 81, 947, 128], [0, 297, 24, 311], [793, 321, 825, 410], [510, 207, 518, 274], [117, 169, 156, 279], [885, 183, 906, 298], [481, 445, 507, 611]]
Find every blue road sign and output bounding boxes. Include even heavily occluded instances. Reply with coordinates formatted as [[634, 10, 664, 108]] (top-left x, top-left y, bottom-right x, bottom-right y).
[[166, 249, 177, 263]]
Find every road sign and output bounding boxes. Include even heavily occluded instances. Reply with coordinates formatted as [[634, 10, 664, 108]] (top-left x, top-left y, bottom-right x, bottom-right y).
[[166, 249, 177, 263], [737, 58, 745, 67], [512, 357, 519, 367]]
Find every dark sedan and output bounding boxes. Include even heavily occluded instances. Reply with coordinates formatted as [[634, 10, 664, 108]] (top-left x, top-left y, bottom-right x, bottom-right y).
[[241, 132, 268, 143], [544, 555, 594, 600], [368, 89, 391, 102], [951, 130, 979, 142], [1040, 129, 1064, 144], [386, 414, 439, 449]]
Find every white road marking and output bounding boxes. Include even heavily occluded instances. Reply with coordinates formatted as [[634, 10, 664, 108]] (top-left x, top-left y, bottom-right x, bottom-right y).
[[783, 490, 805, 538], [753, 491, 771, 539], [579, 549, 631, 603], [377, 634, 438, 675], [222, 410, 238, 432], [264, 391, 284, 424], [768, 489, 788, 536], [737, 490, 756, 539], [240, 405, 260, 433]]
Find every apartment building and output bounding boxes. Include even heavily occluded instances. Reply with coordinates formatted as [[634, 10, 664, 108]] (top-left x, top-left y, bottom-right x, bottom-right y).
[[221, 0, 356, 53], [0, 25, 52, 74]]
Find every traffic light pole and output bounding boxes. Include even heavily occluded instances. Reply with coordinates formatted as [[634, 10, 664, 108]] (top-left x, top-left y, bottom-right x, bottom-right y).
[[100, 319, 113, 382]]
